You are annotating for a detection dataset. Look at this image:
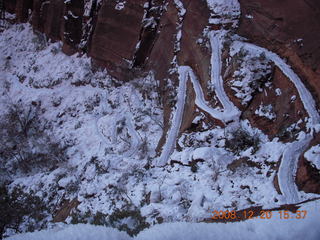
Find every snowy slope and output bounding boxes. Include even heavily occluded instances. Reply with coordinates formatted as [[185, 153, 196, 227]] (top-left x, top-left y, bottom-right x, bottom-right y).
[[6, 199, 320, 240]]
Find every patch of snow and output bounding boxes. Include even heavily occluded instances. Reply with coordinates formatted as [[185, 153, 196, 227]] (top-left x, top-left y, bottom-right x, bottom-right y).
[[206, 0, 240, 27], [67, 10, 79, 19], [58, 176, 77, 188], [115, 1, 126, 11], [83, 0, 94, 17], [275, 88, 282, 96], [255, 104, 276, 120], [142, 17, 157, 29], [304, 144, 320, 170], [174, 0, 186, 17]]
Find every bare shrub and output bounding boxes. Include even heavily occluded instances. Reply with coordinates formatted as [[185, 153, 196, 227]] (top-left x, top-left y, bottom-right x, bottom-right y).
[[50, 45, 60, 55], [32, 31, 47, 51], [0, 101, 68, 175], [70, 207, 149, 237], [138, 136, 149, 159], [0, 185, 49, 239], [225, 128, 260, 155], [108, 207, 150, 236]]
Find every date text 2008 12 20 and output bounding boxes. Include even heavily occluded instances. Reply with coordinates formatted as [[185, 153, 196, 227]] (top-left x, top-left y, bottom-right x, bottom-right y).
[[211, 210, 307, 220]]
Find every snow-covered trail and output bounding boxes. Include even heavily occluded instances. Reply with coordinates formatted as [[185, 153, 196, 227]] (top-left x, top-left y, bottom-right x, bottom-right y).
[[96, 113, 141, 158], [157, 32, 241, 166], [156, 67, 188, 166], [278, 136, 312, 203], [280, 136, 311, 204], [233, 41, 320, 203], [181, 66, 239, 124], [95, 92, 141, 159], [209, 31, 240, 120]]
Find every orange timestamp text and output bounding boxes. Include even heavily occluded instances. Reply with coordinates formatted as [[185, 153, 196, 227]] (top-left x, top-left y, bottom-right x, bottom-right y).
[[211, 210, 307, 220]]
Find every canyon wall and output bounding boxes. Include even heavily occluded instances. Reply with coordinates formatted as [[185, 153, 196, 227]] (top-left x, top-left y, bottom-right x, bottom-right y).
[[4, 0, 320, 194], [6, 0, 319, 105]]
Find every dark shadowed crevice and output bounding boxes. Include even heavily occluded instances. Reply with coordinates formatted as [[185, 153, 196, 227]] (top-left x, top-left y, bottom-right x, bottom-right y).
[[81, 0, 102, 53], [132, 0, 166, 68], [63, 0, 84, 51], [15, 0, 33, 22]]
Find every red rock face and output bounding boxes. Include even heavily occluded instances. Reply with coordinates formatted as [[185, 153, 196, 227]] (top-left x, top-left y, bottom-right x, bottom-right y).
[[89, 0, 145, 79], [4, 0, 16, 13], [147, 1, 178, 152], [15, 0, 33, 22], [238, 0, 320, 106], [147, 1, 177, 82], [32, 0, 64, 41]]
